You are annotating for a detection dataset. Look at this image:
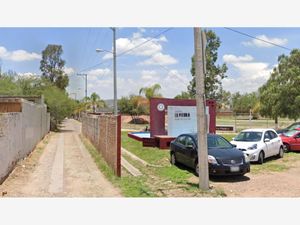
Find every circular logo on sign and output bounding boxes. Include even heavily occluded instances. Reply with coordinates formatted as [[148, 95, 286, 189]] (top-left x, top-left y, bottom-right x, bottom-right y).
[[157, 103, 165, 111]]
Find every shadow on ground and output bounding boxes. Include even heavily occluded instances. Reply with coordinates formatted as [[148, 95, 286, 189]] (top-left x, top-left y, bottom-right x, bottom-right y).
[[175, 163, 250, 183]]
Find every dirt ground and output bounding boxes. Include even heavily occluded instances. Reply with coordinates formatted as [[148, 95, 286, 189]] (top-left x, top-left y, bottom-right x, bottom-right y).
[[0, 119, 121, 197], [188, 158, 300, 197]]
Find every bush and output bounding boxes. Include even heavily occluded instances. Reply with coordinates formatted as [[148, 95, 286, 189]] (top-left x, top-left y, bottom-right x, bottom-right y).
[[129, 117, 149, 124], [42, 86, 77, 130]]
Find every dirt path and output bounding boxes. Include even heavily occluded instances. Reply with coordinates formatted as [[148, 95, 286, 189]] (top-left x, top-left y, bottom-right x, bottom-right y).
[[0, 119, 121, 197], [204, 159, 300, 197]]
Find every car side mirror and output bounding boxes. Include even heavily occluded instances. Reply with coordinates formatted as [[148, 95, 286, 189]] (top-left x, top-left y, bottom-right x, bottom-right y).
[[264, 138, 270, 142], [232, 144, 237, 147]]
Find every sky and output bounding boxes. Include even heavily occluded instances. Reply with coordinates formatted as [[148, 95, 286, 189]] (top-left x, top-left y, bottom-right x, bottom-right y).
[[0, 27, 297, 100]]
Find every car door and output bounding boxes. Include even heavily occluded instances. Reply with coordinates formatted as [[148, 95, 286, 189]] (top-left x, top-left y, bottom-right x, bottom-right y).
[[291, 133, 300, 151], [174, 135, 187, 165], [263, 131, 273, 158], [268, 130, 281, 156], [184, 136, 197, 168]]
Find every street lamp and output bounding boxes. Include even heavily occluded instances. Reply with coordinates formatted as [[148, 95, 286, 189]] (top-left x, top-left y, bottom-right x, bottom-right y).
[[95, 27, 117, 116]]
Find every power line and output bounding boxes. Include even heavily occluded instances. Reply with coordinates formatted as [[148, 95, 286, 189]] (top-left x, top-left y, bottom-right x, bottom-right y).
[[77, 28, 173, 73], [224, 27, 292, 51]]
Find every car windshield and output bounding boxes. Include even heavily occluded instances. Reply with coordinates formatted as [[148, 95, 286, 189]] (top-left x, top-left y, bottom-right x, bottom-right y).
[[207, 136, 233, 149], [234, 131, 262, 142], [282, 130, 299, 137], [194, 135, 233, 149], [287, 124, 300, 130]]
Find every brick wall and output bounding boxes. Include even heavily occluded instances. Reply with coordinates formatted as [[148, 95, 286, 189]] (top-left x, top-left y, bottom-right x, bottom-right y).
[[82, 114, 121, 177]]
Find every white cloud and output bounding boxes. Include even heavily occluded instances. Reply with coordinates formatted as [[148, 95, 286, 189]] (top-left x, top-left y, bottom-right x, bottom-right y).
[[102, 31, 175, 66], [64, 67, 75, 75], [222, 54, 273, 93], [85, 69, 190, 99], [102, 33, 163, 59], [0, 46, 41, 61], [141, 52, 178, 66], [223, 54, 253, 63], [242, 35, 288, 48], [87, 68, 111, 81]]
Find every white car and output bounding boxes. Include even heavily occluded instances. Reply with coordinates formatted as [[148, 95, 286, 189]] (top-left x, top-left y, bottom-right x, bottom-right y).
[[231, 129, 284, 164]]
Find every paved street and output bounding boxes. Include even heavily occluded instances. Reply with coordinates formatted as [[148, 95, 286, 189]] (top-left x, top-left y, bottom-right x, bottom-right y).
[[0, 119, 121, 197]]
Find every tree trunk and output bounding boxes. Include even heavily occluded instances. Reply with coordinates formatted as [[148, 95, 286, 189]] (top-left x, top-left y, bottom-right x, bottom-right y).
[[275, 116, 278, 129]]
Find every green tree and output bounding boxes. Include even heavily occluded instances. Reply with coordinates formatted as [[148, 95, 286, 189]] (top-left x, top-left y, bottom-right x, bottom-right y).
[[40, 44, 69, 90], [259, 49, 300, 126], [139, 83, 162, 100], [232, 92, 259, 114], [259, 69, 281, 126], [217, 88, 231, 110], [0, 75, 21, 95], [174, 91, 192, 99], [86, 92, 106, 113], [187, 30, 228, 99], [0, 74, 77, 130], [118, 95, 148, 122], [43, 86, 77, 130]]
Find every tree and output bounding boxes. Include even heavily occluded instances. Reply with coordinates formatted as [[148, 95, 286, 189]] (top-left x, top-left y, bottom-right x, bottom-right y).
[[232, 92, 259, 114], [259, 49, 300, 126], [86, 92, 106, 113], [187, 30, 228, 99], [43, 86, 77, 130], [40, 44, 69, 90], [259, 69, 282, 126], [0, 74, 77, 130], [139, 83, 162, 100], [0, 75, 22, 95], [118, 95, 148, 123], [174, 91, 192, 99], [217, 88, 231, 110]]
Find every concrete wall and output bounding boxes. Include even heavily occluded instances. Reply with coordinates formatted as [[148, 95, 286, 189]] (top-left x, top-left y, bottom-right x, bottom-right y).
[[82, 114, 121, 177], [0, 99, 50, 183]]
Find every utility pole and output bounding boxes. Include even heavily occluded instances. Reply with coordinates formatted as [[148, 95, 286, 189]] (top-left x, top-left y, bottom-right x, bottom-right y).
[[77, 73, 88, 101], [194, 27, 209, 190], [112, 27, 117, 116]]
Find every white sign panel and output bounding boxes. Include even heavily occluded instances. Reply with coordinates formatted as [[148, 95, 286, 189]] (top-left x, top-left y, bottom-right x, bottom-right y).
[[167, 106, 209, 137]]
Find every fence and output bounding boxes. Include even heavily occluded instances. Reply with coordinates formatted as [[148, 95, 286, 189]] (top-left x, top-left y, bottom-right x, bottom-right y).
[[81, 113, 121, 177], [0, 97, 50, 183]]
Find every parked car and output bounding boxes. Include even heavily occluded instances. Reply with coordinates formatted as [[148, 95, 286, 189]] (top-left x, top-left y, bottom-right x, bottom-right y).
[[279, 128, 300, 152], [276, 122, 300, 134], [231, 129, 284, 164], [170, 133, 250, 176]]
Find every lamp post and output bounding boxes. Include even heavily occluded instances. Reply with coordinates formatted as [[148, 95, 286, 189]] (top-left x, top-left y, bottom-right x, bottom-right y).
[[96, 27, 117, 116]]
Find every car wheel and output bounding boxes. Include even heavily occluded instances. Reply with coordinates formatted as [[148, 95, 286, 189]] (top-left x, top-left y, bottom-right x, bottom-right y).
[[283, 143, 290, 153], [278, 146, 284, 158], [170, 152, 177, 165], [258, 151, 264, 164]]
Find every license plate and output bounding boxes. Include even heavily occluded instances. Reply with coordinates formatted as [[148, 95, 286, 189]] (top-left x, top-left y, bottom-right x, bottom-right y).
[[230, 166, 240, 172]]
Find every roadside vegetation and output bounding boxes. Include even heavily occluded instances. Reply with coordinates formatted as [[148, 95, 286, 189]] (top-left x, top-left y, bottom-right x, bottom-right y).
[[121, 131, 227, 197]]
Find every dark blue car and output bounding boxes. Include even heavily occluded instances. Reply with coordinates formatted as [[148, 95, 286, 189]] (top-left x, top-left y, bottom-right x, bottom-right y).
[[170, 133, 250, 176]]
